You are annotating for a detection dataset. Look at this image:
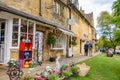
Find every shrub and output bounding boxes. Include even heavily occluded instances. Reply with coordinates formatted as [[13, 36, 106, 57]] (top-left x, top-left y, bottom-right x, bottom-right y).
[[21, 74, 34, 80], [62, 70, 72, 77], [47, 74, 58, 80], [71, 66, 80, 73]]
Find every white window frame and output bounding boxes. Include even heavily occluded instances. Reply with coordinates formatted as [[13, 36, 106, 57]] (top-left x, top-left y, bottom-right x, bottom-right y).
[[50, 31, 64, 50], [11, 18, 35, 48]]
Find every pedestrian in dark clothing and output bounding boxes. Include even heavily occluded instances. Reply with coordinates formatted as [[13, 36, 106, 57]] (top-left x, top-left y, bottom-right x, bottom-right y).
[[88, 42, 93, 56], [84, 41, 89, 56]]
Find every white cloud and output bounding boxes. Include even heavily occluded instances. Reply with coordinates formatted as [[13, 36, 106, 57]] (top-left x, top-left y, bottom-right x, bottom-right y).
[[78, 0, 115, 28]]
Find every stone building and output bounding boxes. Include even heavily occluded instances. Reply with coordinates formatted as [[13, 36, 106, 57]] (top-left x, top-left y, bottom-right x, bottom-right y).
[[0, 0, 96, 65]]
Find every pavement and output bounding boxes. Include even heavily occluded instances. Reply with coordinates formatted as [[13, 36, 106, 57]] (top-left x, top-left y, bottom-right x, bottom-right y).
[[0, 52, 99, 80]]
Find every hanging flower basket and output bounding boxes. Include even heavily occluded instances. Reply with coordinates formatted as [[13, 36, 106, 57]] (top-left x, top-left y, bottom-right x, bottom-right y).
[[71, 41, 77, 46], [47, 32, 56, 45], [72, 37, 77, 41]]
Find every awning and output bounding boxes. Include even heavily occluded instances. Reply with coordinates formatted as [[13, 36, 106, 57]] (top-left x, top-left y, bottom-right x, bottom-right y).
[[58, 28, 76, 36], [0, 2, 76, 36]]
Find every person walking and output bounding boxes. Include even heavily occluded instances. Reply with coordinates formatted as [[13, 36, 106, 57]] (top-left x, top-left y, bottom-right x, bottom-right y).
[[88, 42, 93, 56], [84, 41, 89, 56]]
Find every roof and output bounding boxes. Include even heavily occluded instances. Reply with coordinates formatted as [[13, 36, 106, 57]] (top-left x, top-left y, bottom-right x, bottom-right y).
[[70, 3, 94, 28]]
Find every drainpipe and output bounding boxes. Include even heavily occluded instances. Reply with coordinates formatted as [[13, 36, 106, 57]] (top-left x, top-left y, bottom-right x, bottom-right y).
[[67, 1, 72, 57], [68, 1, 72, 47]]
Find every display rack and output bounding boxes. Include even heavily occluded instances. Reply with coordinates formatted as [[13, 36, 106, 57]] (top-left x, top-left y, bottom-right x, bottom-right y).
[[19, 42, 32, 68]]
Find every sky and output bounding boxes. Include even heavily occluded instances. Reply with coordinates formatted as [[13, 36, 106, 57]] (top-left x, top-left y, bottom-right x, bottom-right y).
[[78, 0, 116, 38], [78, 0, 115, 28]]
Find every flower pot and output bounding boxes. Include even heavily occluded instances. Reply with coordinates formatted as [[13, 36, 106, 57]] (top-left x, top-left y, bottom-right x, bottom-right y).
[[63, 76, 71, 80], [71, 72, 78, 77], [49, 57, 56, 62]]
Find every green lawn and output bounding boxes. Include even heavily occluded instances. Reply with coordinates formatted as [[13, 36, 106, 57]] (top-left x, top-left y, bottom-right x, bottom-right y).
[[70, 53, 120, 80]]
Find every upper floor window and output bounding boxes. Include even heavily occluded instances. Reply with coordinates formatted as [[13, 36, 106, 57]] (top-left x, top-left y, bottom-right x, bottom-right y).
[[53, 0, 64, 16], [91, 28, 94, 35]]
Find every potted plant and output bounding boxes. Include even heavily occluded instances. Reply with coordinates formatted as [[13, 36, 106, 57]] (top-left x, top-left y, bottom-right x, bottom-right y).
[[49, 54, 56, 62], [62, 70, 72, 80], [71, 66, 80, 77], [47, 32, 56, 45], [47, 74, 58, 80], [29, 60, 37, 68], [47, 32, 56, 62], [71, 40, 77, 46], [7, 60, 15, 68], [21, 73, 34, 80]]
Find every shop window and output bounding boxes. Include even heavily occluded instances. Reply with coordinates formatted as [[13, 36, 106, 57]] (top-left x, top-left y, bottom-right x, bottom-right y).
[[51, 30, 64, 50], [12, 18, 19, 47], [20, 19, 34, 43]]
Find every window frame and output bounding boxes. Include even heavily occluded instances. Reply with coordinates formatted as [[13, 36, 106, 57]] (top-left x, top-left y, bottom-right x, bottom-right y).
[[11, 18, 35, 48]]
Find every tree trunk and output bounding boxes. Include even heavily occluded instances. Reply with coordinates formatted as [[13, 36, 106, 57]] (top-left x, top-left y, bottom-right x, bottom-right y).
[[113, 46, 116, 54]]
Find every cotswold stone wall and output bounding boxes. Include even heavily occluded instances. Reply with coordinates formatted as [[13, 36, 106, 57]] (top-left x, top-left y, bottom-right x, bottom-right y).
[[71, 9, 96, 56], [0, 0, 68, 28]]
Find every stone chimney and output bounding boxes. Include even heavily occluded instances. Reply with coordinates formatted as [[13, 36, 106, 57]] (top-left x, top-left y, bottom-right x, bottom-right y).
[[80, 6, 84, 14]]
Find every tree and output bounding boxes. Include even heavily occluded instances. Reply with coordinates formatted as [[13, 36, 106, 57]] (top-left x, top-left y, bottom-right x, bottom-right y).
[[97, 11, 120, 53], [98, 36, 112, 49], [112, 29, 120, 53], [97, 11, 113, 40], [112, 0, 120, 27], [112, 0, 120, 16]]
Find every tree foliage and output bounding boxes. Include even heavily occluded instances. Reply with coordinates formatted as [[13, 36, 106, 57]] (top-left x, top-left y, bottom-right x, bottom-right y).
[[112, 0, 120, 27], [97, 11, 112, 28], [98, 36, 112, 48], [97, 11, 120, 53], [97, 11, 113, 39], [112, 0, 120, 16]]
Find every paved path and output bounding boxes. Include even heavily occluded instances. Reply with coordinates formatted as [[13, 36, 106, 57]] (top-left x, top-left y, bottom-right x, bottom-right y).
[[0, 52, 99, 80]]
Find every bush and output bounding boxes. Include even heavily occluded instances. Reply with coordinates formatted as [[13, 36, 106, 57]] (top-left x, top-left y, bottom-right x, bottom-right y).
[[47, 74, 58, 80], [71, 66, 80, 73], [21, 74, 34, 80], [62, 70, 72, 77]]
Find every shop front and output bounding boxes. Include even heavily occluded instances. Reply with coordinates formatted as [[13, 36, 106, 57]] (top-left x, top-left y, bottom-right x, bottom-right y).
[[0, 3, 76, 65]]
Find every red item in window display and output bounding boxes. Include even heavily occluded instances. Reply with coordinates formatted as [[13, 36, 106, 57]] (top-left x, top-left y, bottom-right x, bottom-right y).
[[28, 34, 32, 39], [22, 34, 27, 39]]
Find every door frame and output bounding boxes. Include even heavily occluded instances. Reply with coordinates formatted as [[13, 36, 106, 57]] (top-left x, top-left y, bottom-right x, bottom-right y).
[[0, 19, 7, 64], [35, 31, 44, 61]]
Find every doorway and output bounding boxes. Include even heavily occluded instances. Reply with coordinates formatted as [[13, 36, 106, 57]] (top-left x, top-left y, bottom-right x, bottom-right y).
[[35, 31, 44, 62], [0, 19, 6, 64]]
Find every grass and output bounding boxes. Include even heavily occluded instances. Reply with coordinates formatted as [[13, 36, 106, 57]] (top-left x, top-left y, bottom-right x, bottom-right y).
[[70, 53, 120, 80]]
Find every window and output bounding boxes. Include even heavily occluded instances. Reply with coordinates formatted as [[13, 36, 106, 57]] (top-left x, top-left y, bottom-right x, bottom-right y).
[[12, 19, 34, 47], [51, 30, 64, 50], [20, 19, 34, 42], [53, 0, 64, 16], [92, 28, 94, 35], [12, 18, 19, 47], [53, 1, 59, 14]]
